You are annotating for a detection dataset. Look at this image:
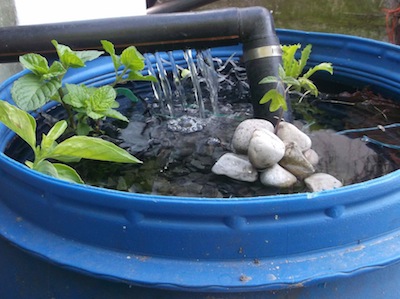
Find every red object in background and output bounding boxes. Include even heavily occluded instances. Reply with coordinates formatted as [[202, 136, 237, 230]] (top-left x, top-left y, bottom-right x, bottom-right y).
[[384, 6, 400, 44]]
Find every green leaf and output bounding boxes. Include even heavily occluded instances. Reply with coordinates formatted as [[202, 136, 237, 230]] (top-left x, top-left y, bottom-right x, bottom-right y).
[[11, 74, 61, 111], [62, 51, 86, 68], [47, 120, 68, 141], [278, 64, 286, 79], [53, 163, 84, 184], [52, 40, 103, 68], [89, 85, 117, 112], [44, 61, 67, 80], [127, 71, 158, 82], [303, 62, 333, 79], [49, 154, 82, 163], [41, 120, 68, 151], [282, 44, 301, 77], [86, 110, 104, 120], [103, 108, 129, 122], [299, 78, 319, 96], [19, 54, 66, 81], [63, 84, 90, 108], [52, 40, 86, 68], [0, 100, 36, 150], [120, 46, 145, 71], [30, 160, 84, 184], [281, 77, 300, 87], [51, 136, 142, 164], [298, 44, 312, 76], [32, 160, 58, 177], [115, 87, 139, 103], [19, 54, 49, 76], [101, 40, 121, 70], [64, 85, 122, 122], [25, 160, 33, 169], [75, 50, 104, 65], [258, 76, 279, 85], [259, 89, 287, 112], [76, 118, 92, 136], [101, 40, 115, 56]]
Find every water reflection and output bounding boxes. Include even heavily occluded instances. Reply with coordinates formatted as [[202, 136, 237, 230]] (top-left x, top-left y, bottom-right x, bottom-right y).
[[311, 130, 394, 185]]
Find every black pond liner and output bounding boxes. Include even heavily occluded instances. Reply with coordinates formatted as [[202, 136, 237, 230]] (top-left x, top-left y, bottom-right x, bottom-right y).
[[0, 30, 400, 298]]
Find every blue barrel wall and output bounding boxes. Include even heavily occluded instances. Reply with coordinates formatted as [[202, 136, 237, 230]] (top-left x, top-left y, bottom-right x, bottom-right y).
[[0, 30, 400, 298]]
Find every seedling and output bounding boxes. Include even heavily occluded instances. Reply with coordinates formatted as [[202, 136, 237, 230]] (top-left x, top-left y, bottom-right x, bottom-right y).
[[259, 44, 333, 125], [0, 100, 141, 184], [2, 40, 156, 184], [11, 40, 156, 135]]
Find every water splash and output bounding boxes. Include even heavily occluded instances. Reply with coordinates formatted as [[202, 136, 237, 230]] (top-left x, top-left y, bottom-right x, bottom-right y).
[[197, 49, 219, 115], [143, 48, 250, 133], [144, 48, 224, 133], [168, 51, 188, 109], [145, 54, 166, 116], [145, 49, 220, 119], [183, 49, 206, 119], [154, 52, 174, 118]]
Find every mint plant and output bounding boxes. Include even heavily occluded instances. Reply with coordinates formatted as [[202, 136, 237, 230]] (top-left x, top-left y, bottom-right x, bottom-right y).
[[259, 44, 333, 115], [11, 40, 156, 135], [62, 84, 127, 135], [12, 40, 103, 112], [0, 100, 141, 184], [101, 40, 157, 87], [2, 40, 157, 184]]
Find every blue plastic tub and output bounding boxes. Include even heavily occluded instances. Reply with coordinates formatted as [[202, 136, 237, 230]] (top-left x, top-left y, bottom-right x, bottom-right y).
[[1, 29, 400, 298]]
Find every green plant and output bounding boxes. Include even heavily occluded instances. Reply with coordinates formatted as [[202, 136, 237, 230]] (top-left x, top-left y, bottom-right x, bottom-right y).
[[259, 44, 333, 113], [0, 100, 141, 184], [2, 40, 157, 185], [11, 40, 156, 135], [101, 40, 156, 87]]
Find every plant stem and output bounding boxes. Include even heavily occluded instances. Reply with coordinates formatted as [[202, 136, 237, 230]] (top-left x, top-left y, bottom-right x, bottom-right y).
[[58, 87, 76, 130], [112, 68, 129, 87]]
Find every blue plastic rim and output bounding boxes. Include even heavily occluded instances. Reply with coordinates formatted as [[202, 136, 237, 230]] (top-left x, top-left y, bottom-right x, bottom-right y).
[[0, 29, 400, 292]]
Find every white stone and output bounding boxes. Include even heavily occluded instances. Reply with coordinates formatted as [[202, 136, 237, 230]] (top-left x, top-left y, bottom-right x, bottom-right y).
[[276, 122, 312, 152], [304, 148, 319, 166], [248, 130, 285, 169], [211, 153, 258, 182], [260, 164, 297, 188], [231, 119, 274, 154], [304, 173, 343, 192], [280, 142, 315, 179]]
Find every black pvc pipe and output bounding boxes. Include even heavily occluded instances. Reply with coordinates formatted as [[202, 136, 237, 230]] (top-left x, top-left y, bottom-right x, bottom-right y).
[[0, 7, 284, 120], [147, 0, 219, 14]]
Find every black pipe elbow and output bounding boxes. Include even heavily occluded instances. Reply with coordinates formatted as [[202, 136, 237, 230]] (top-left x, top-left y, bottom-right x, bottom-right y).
[[239, 7, 287, 122], [0, 7, 288, 122]]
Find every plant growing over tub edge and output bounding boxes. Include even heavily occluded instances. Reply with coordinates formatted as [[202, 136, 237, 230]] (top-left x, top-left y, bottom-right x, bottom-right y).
[[258, 44, 333, 119], [0, 100, 142, 184], [11, 40, 157, 135]]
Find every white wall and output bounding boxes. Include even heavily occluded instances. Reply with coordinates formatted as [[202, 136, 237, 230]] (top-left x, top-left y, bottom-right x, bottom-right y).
[[0, 0, 147, 83], [14, 0, 146, 25]]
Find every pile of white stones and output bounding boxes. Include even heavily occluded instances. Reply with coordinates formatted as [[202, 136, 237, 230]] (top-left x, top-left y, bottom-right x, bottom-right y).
[[211, 119, 342, 192]]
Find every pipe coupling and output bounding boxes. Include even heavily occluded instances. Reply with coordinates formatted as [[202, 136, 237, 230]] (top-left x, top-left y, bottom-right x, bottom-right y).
[[243, 45, 282, 62]]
